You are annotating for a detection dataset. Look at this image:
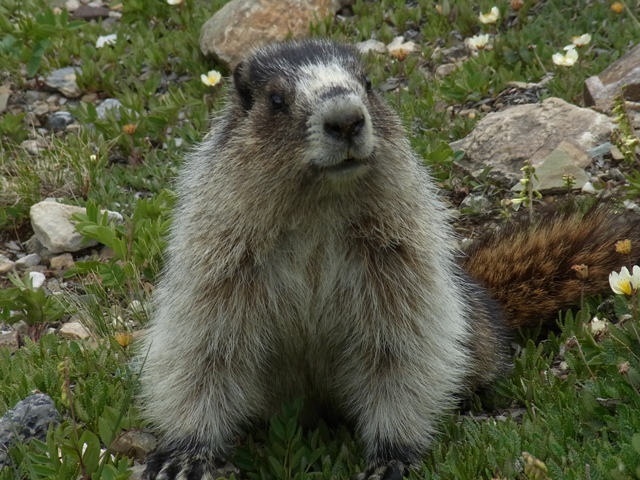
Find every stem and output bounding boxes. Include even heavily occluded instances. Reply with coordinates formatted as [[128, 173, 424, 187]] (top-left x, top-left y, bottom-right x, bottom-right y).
[[620, 0, 640, 29], [573, 337, 595, 379]]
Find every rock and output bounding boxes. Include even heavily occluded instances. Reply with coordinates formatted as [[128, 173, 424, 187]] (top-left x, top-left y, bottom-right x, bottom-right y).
[[0, 255, 14, 273], [95, 98, 123, 120], [24, 235, 54, 263], [0, 394, 61, 469], [4, 240, 22, 252], [610, 144, 625, 161], [65, 0, 80, 11], [0, 331, 19, 352], [46, 93, 61, 104], [435, 63, 458, 78], [81, 92, 98, 103], [111, 431, 157, 460], [451, 97, 613, 187], [71, 5, 111, 20], [581, 181, 597, 194], [31, 100, 50, 116], [30, 201, 123, 254], [14, 253, 41, 269], [11, 321, 29, 337], [585, 43, 640, 112], [24, 90, 43, 103], [20, 140, 41, 155], [0, 93, 9, 114], [199, 0, 342, 69], [29, 271, 46, 289], [48, 111, 75, 131], [59, 321, 92, 340], [44, 67, 82, 98], [460, 194, 491, 213], [587, 142, 612, 161], [511, 141, 590, 193], [608, 167, 626, 182], [49, 253, 75, 270]]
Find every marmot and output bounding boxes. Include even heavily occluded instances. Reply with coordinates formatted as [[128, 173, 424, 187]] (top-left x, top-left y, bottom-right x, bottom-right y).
[[140, 39, 640, 480]]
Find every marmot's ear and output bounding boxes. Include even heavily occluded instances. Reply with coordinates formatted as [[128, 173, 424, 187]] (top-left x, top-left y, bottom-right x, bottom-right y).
[[233, 60, 254, 111]]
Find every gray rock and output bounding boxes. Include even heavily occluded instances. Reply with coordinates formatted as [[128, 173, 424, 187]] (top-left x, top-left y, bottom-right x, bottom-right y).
[[95, 98, 123, 120], [199, 0, 343, 69], [581, 181, 597, 195], [608, 167, 626, 182], [44, 67, 82, 99], [0, 331, 19, 352], [4, 241, 22, 252], [587, 142, 612, 160], [71, 5, 111, 20], [14, 253, 41, 269], [48, 111, 75, 131], [451, 97, 613, 188], [24, 235, 54, 263], [0, 394, 60, 469], [30, 201, 123, 254], [585, 43, 640, 112], [460, 194, 491, 213], [511, 141, 590, 193]]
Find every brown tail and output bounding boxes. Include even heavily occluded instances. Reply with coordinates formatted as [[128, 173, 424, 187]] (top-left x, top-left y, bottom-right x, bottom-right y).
[[461, 204, 640, 328]]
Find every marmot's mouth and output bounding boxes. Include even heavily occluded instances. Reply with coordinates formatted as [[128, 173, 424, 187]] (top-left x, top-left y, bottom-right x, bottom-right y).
[[323, 157, 367, 174]]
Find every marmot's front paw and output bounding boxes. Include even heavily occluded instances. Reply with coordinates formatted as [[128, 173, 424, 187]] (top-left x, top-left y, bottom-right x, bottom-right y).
[[142, 448, 234, 480], [352, 460, 409, 480]]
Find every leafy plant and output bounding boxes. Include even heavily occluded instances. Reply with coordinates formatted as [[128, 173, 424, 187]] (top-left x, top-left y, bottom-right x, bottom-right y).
[[0, 272, 65, 326], [235, 398, 362, 479], [0, 335, 140, 480], [0, 111, 28, 144], [69, 190, 175, 288]]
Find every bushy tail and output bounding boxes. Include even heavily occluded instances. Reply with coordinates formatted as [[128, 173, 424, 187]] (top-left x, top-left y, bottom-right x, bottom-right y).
[[461, 204, 640, 328]]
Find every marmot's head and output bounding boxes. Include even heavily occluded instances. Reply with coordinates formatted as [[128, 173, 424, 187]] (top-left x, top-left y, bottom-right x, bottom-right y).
[[230, 39, 393, 187]]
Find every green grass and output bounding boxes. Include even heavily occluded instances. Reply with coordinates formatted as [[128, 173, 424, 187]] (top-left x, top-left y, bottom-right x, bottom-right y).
[[1, 0, 640, 478]]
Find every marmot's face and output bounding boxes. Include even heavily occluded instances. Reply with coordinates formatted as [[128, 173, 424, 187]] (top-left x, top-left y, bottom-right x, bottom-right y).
[[231, 40, 394, 190]]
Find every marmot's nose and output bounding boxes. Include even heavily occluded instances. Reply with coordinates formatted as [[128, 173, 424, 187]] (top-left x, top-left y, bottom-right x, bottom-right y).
[[323, 112, 365, 141]]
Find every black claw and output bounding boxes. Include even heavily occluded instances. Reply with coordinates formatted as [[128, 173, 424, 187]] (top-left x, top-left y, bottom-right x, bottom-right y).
[[142, 446, 222, 480], [380, 462, 406, 480]]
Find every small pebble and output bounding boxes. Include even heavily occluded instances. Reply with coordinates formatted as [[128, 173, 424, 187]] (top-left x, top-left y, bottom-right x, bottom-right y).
[[581, 181, 597, 195], [48, 111, 75, 131], [15, 253, 41, 269]]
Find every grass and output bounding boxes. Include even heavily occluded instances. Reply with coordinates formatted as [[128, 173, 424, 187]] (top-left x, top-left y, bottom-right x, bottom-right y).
[[1, 0, 640, 478]]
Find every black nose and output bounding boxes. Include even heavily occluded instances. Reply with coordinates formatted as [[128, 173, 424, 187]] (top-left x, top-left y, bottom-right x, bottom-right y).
[[324, 113, 365, 141]]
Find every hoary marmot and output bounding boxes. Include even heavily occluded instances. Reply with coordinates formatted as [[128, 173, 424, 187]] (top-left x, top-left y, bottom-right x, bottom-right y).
[[141, 39, 640, 480]]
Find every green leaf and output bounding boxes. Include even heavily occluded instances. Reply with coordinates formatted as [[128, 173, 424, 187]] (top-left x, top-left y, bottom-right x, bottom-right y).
[[632, 433, 640, 454], [80, 430, 101, 474], [267, 456, 285, 478]]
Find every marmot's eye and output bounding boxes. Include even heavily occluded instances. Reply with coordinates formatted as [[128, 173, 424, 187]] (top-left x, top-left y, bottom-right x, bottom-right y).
[[364, 76, 372, 92], [270, 93, 285, 111]]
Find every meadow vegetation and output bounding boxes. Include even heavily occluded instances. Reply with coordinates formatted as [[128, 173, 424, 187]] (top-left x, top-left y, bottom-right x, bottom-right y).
[[1, 0, 640, 478]]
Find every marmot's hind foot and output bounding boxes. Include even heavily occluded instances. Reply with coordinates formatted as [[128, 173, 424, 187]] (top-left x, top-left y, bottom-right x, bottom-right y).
[[142, 447, 233, 480], [352, 461, 409, 480]]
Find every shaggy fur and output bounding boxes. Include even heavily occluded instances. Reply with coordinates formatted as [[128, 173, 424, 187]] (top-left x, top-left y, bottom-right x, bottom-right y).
[[140, 40, 637, 480]]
